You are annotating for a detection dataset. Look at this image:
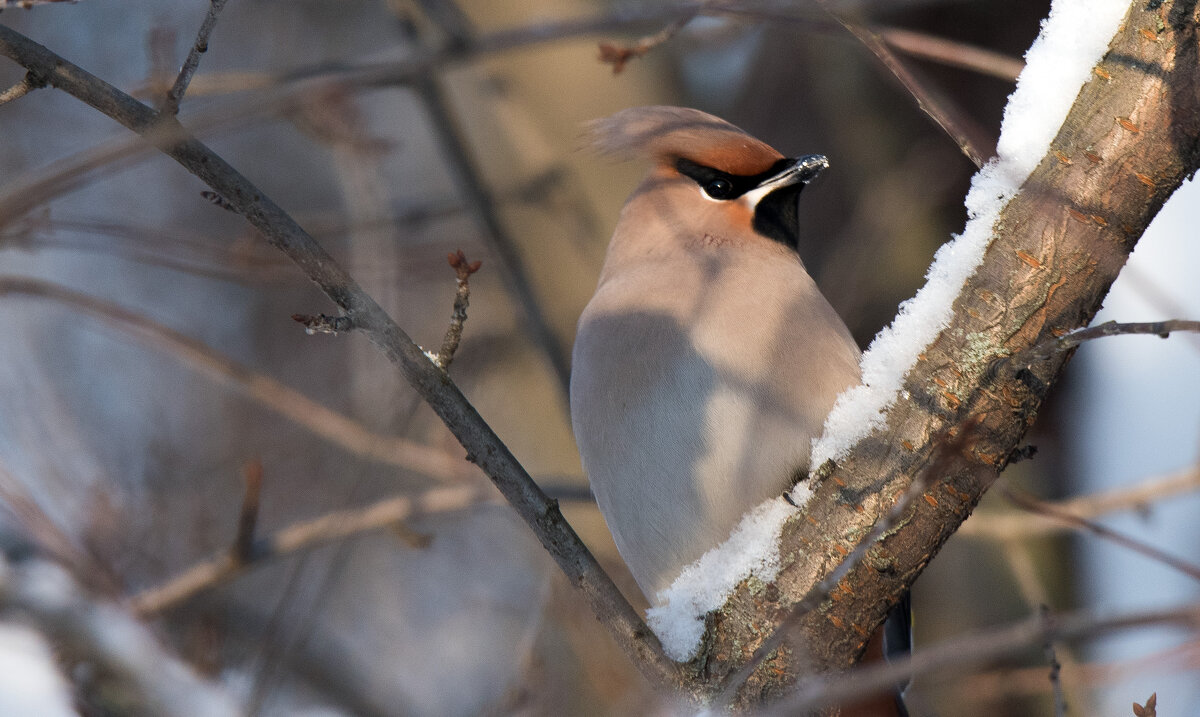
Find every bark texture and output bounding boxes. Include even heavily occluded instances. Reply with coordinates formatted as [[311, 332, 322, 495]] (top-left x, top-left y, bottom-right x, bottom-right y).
[[691, 0, 1200, 707]]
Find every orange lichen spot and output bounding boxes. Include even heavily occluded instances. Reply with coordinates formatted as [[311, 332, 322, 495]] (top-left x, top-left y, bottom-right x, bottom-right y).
[[917, 352, 927, 362], [830, 589, 844, 602], [1053, 149, 1072, 165], [967, 307, 982, 319], [932, 376, 948, 388], [1089, 214, 1108, 227], [1052, 327, 1069, 337], [1067, 208, 1091, 223], [1116, 116, 1140, 133], [854, 503, 865, 513], [942, 391, 961, 408], [833, 543, 849, 557], [1139, 27, 1159, 41], [832, 476, 847, 488], [923, 494, 939, 508], [852, 623, 870, 638], [901, 440, 915, 451], [1134, 172, 1156, 187], [806, 514, 820, 527], [1093, 66, 1112, 80], [828, 615, 845, 628], [1084, 150, 1102, 163], [839, 582, 855, 596], [1016, 249, 1041, 268]]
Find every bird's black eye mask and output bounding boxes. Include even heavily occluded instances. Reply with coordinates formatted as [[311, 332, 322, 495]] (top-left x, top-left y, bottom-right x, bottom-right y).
[[674, 157, 795, 200], [674, 157, 807, 250]]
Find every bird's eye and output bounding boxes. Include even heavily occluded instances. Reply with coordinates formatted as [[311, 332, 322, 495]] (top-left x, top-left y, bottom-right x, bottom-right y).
[[704, 178, 734, 199]]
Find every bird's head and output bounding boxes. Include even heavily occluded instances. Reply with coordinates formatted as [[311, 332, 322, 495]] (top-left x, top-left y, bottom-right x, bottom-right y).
[[587, 106, 827, 251]]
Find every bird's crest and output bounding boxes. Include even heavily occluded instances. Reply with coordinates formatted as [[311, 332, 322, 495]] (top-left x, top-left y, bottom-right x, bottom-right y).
[[586, 106, 784, 176]]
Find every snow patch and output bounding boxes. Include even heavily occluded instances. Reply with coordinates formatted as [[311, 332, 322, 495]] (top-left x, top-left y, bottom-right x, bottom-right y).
[[811, 0, 1130, 466], [646, 487, 810, 661]]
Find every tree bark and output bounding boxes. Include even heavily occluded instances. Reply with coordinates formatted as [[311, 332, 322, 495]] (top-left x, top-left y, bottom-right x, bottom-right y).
[[694, 0, 1200, 707]]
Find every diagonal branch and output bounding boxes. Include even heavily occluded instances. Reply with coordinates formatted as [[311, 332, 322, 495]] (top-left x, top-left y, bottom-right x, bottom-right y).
[[0, 25, 684, 690], [697, 0, 1200, 706]]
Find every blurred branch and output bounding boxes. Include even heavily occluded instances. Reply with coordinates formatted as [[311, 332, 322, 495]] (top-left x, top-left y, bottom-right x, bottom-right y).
[[598, 2, 707, 73], [961, 464, 1200, 539], [0, 276, 469, 480], [0, 26, 682, 688], [1001, 486, 1200, 584], [234, 459, 263, 563], [879, 27, 1023, 82], [771, 602, 1200, 715], [129, 484, 494, 616], [163, 0, 231, 115], [819, 3, 991, 167], [412, 71, 573, 396], [0, 559, 241, 717], [959, 637, 1200, 701]]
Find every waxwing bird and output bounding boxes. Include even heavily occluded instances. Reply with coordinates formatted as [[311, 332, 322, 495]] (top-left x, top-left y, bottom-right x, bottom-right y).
[[570, 106, 862, 604]]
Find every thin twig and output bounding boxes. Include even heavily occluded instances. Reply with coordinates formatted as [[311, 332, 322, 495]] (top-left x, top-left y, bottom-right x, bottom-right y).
[[960, 464, 1200, 539], [1002, 486, 1200, 584], [818, 1, 991, 168], [879, 27, 1024, 82], [432, 249, 481, 371], [770, 603, 1200, 714], [129, 484, 494, 615], [412, 71, 573, 396], [163, 0, 232, 115], [234, 459, 263, 562], [0, 71, 43, 105], [598, 2, 707, 73], [1019, 319, 1200, 364], [0, 277, 467, 480]]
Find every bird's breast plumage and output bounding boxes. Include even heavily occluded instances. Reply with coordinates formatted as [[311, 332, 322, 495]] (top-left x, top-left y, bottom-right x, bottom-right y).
[[571, 234, 861, 602]]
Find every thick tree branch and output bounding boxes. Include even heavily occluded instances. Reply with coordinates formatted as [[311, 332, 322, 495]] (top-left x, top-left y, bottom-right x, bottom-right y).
[[0, 25, 684, 689], [696, 0, 1200, 706]]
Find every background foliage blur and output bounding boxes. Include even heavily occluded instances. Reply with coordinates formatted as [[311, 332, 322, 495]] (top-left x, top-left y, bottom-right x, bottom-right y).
[[0, 0, 1197, 714]]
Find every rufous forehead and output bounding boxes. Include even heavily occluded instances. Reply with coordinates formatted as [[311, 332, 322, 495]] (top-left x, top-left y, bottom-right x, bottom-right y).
[[588, 106, 785, 176]]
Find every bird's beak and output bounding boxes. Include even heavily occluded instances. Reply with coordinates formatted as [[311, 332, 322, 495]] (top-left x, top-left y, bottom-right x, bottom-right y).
[[758, 154, 829, 191]]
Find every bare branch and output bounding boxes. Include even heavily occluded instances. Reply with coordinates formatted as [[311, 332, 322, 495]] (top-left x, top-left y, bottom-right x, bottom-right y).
[[772, 602, 1200, 715], [163, 0, 232, 115], [1001, 486, 1200, 584], [0, 26, 681, 686], [129, 484, 495, 616], [1015, 319, 1200, 366], [879, 27, 1024, 82], [961, 464, 1200, 539], [598, 2, 706, 74], [818, 3, 991, 167]]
